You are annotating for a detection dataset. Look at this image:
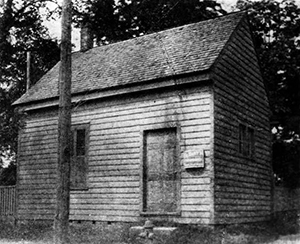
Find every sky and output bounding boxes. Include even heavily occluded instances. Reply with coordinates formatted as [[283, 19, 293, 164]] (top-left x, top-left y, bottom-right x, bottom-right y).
[[44, 0, 238, 51]]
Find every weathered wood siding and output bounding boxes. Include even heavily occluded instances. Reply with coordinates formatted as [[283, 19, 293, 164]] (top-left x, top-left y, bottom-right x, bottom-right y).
[[212, 18, 272, 224], [18, 109, 58, 220], [18, 84, 214, 224]]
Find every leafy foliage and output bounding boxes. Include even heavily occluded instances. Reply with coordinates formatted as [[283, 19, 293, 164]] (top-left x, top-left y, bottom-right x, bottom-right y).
[[236, 0, 300, 187], [73, 0, 226, 45], [0, 0, 60, 183]]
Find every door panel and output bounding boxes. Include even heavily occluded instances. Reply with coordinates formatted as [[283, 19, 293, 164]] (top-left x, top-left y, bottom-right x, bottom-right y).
[[143, 128, 179, 213]]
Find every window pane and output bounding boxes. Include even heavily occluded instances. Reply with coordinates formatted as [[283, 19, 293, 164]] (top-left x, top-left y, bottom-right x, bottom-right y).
[[248, 127, 255, 156], [239, 124, 246, 154], [76, 129, 86, 156]]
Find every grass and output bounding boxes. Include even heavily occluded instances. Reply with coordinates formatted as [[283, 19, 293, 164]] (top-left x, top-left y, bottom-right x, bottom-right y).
[[0, 221, 130, 244], [0, 218, 298, 244]]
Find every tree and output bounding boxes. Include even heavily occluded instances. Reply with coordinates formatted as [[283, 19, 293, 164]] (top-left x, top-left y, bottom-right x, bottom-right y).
[[0, 0, 60, 174], [73, 0, 226, 45], [236, 0, 300, 187]]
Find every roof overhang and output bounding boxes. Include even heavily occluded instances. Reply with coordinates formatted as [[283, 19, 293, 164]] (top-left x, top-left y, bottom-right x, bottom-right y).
[[14, 71, 211, 112]]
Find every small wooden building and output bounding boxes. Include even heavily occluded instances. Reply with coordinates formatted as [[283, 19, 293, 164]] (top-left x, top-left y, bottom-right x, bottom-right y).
[[14, 12, 271, 225]]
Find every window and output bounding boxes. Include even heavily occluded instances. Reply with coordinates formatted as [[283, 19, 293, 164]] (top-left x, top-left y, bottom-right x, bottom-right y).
[[238, 124, 255, 157], [71, 124, 89, 189], [142, 128, 180, 214]]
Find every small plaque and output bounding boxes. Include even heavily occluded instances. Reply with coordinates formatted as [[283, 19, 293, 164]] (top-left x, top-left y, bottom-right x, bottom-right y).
[[182, 149, 205, 169]]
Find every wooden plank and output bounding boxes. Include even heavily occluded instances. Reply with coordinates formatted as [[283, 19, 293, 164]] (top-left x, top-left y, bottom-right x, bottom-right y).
[[89, 148, 140, 157], [89, 154, 139, 160], [215, 210, 270, 218], [181, 205, 211, 212], [69, 198, 139, 205], [68, 193, 139, 199], [181, 198, 212, 205], [20, 138, 57, 147], [181, 185, 211, 192], [89, 181, 139, 188], [181, 191, 212, 198], [89, 141, 139, 150], [70, 203, 139, 211], [181, 178, 211, 185], [23, 124, 58, 133], [215, 205, 271, 211], [69, 214, 138, 222], [69, 209, 139, 216], [86, 187, 139, 194], [88, 170, 139, 177], [89, 164, 139, 171], [89, 159, 139, 166], [215, 192, 271, 200], [215, 172, 271, 186], [215, 200, 271, 208], [181, 212, 211, 218], [25, 119, 58, 129], [88, 175, 139, 182], [19, 153, 57, 161]]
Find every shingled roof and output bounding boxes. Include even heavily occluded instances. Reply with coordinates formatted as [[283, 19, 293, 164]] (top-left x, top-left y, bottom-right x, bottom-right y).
[[14, 12, 245, 106]]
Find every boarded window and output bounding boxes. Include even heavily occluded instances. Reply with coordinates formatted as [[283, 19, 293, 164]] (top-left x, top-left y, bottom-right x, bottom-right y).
[[71, 124, 89, 189], [142, 128, 179, 213], [238, 124, 255, 157]]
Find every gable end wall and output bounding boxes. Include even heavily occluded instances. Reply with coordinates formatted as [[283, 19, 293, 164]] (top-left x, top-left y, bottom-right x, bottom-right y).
[[212, 18, 272, 224]]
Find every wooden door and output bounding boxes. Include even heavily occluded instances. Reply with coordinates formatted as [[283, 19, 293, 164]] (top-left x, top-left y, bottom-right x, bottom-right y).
[[143, 128, 179, 213]]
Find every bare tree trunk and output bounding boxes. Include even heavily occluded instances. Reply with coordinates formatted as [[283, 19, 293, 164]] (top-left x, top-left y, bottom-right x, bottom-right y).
[[54, 0, 72, 243]]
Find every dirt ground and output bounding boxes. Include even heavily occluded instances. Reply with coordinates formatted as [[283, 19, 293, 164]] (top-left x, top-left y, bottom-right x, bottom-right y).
[[0, 220, 300, 244], [1, 235, 300, 244]]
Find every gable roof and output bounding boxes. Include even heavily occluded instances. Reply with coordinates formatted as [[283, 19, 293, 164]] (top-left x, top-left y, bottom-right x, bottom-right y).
[[14, 11, 245, 106]]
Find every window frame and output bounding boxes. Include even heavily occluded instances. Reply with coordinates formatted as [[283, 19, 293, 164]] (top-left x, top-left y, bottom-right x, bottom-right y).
[[71, 123, 90, 190], [238, 123, 255, 158]]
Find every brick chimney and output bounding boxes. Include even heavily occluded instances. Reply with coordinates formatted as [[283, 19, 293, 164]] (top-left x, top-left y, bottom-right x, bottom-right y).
[[80, 24, 93, 52]]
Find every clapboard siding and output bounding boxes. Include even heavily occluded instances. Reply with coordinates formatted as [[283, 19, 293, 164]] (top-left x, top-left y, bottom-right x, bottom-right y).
[[69, 86, 213, 223], [212, 18, 271, 224], [17, 85, 214, 224], [17, 109, 58, 221]]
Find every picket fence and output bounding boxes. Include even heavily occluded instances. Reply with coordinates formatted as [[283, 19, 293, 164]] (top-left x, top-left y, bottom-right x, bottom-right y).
[[0, 186, 16, 218]]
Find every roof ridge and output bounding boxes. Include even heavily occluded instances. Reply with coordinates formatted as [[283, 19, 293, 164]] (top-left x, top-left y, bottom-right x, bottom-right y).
[[82, 11, 246, 53]]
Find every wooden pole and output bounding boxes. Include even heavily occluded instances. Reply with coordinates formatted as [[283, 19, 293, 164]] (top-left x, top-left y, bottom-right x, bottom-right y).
[[54, 0, 72, 243], [26, 51, 31, 91]]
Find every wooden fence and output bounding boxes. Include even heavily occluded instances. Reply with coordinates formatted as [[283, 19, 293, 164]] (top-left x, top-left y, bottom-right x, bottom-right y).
[[0, 186, 16, 217]]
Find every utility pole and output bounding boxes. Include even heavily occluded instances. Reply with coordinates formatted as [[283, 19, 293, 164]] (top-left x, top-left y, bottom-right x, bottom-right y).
[[54, 0, 72, 243], [26, 51, 31, 91]]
